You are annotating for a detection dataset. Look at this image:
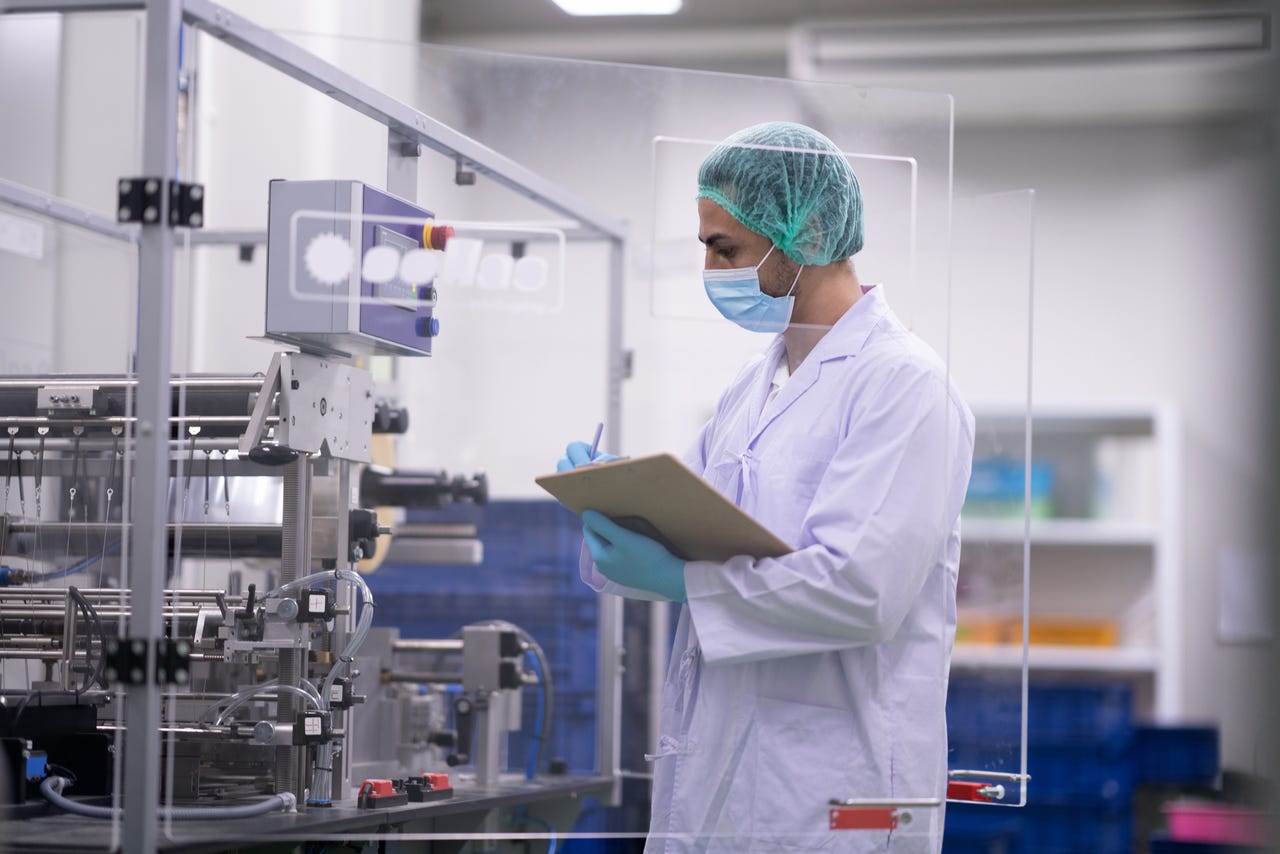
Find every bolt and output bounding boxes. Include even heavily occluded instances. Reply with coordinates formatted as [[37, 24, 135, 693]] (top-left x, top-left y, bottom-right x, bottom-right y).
[[144, 179, 158, 194]]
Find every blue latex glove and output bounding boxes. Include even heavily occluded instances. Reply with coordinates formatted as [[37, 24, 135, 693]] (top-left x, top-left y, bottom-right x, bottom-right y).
[[556, 440, 619, 472], [581, 510, 687, 602]]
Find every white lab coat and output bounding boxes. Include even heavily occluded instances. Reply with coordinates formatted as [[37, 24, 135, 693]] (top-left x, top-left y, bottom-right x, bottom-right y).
[[581, 286, 975, 852]]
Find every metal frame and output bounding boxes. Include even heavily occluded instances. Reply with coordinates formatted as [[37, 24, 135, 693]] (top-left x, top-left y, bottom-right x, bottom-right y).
[[0, 177, 137, 243], [2, 0, 630, 848]]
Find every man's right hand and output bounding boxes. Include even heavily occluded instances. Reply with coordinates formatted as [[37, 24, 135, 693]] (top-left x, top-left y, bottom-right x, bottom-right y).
[[556, 441, 619, 472]]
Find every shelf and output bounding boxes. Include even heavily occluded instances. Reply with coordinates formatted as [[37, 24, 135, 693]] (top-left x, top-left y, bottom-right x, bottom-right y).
[[952, 643, 1159, 674], [962, 517, 1158, 547], [971, 404, 1163, 437]]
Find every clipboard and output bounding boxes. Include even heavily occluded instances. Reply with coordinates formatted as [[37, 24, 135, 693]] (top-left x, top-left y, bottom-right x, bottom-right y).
[[534, 453, 793, 563]]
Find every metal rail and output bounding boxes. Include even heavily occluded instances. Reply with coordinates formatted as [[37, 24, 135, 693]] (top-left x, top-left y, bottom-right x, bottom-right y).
[[180, 0, 627, 241]]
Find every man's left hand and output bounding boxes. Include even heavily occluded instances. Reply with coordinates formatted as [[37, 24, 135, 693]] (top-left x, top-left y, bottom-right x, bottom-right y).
[[582, 510, 687, 602]]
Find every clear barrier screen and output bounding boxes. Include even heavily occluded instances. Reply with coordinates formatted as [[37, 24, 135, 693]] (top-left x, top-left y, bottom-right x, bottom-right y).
[[0, 198, 139, 848], [947, 190, 1037, 810]]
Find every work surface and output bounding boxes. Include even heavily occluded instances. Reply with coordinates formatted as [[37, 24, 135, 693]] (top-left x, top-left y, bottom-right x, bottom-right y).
[[4, 774, 616, 853]]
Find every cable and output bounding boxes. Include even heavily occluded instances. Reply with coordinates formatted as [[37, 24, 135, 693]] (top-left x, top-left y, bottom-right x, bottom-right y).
[[525, 651, 545, 781], [42, 542, 121, 582], [513, 807, 557, 854], [41, 775, 295, 819], [463, 620, 553, 777], [66, 586, 107, 690], [196, 681, 323, 728], [266, 569, 376, 707]]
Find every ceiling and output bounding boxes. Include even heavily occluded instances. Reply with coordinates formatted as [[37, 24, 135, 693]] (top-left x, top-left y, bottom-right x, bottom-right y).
[[418, 0, 1277, 123]]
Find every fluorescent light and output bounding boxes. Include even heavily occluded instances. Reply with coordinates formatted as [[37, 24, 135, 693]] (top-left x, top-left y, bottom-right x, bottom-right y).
[[551, 0, 682, 16]]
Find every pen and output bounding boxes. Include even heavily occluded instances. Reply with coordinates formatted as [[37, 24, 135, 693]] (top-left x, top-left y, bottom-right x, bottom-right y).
[[588, 421, 604, 462]]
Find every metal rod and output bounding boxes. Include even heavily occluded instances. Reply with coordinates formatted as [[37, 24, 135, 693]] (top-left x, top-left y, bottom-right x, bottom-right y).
[[0, 588, 235, 599], [0, 415, 271, 426], [123, 3, 183, 848], [391, 639, 464, 653], [0, 177, 138, 243], [0, 376, 264, 390], [381, 670, 462, 685]]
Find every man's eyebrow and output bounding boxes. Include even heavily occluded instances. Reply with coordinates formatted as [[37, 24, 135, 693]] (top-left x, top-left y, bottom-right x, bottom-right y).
[[699, 232, 730, 247]]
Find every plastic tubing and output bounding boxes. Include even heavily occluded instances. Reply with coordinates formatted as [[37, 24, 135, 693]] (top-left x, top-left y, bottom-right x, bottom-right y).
[[260, 568, 376, 707], [196, 682, 322, 727], [41, 776, 296, 819]]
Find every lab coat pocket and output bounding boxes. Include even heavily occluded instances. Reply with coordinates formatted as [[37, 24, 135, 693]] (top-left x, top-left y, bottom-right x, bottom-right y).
[[749, 695, 852, 849]]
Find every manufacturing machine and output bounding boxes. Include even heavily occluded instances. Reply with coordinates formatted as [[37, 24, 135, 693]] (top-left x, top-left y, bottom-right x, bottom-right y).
[[0, 180, 584, 843]]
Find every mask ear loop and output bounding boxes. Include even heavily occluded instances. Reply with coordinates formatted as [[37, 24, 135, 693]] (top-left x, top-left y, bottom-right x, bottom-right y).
[[753, 244, 776, 271], [784, 264, 805, 297]]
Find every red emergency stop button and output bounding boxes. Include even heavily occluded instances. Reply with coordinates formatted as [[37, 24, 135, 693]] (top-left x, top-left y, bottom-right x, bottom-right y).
[[422, 221, 454, 251]]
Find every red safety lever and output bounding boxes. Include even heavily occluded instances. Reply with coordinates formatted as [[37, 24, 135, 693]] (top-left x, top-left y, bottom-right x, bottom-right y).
[[947, 780, 999, 802]]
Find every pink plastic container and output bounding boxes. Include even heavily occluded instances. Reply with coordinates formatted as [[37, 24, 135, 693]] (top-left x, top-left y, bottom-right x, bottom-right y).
[[1164, 801, 1270, 846]]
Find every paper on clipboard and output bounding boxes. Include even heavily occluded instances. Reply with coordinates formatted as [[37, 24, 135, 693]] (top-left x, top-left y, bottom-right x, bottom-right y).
[[534, 453, 792, 563]]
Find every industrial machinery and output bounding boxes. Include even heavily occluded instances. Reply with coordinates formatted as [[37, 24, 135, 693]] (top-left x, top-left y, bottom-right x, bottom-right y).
[[0, 177, 600, 843]]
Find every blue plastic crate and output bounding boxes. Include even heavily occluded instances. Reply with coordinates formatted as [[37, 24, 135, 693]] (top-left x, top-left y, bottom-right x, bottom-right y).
[[1134, 725, 1220, 786], [947, 679, 1133, 750], [1016, 805, 1131, 854], [1027, 683, 1133, 749], [944, 803, 1024, 854], [946, 677, 1024, 747], [1147, 834, 1271, 853], [1023, 743, 1134, 807]]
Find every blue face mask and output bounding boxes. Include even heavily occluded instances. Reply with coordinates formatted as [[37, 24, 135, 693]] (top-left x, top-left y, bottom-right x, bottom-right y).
[[702, 245, 804, 333]]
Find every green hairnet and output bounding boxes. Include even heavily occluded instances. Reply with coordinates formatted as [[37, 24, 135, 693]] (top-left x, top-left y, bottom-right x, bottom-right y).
[[696, 121, 863, 266]]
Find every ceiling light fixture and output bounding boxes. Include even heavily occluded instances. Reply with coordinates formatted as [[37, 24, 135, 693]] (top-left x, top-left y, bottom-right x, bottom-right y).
[[551, 0, 682, 16]]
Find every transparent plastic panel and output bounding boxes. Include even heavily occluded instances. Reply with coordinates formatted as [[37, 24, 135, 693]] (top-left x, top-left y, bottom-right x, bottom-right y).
[[0, 196, 138, 848], [0, 11, 144, 212], [133, 10, 1000, 849], [947, 190, 1037, 809]]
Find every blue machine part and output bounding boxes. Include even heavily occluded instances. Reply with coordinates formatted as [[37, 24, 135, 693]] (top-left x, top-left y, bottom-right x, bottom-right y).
[[25, 750, 47, 783]]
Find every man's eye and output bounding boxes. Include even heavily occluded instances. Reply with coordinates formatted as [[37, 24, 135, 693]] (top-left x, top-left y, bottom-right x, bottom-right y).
[[717, 248, 735, 260]]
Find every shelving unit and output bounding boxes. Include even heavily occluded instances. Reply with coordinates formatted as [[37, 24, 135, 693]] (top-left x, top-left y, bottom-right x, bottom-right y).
[[955, 404, 1182, 720]]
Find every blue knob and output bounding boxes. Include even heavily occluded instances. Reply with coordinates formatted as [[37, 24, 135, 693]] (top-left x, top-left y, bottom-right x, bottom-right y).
[[417, 316, 440, 338]]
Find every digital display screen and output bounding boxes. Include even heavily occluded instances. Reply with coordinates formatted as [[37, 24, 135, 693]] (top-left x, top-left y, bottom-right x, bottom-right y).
[[373, 225, 421, 311]]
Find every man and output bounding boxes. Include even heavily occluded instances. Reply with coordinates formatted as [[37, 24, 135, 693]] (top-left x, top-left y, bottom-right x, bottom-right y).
[[559, 121, 975, 852]]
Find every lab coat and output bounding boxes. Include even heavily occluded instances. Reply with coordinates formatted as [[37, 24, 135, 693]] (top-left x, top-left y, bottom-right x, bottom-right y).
[[581, 286, 975, 853]]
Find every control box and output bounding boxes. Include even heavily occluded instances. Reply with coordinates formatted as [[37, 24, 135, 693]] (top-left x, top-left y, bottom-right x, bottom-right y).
[[265, 179, 440, 358]]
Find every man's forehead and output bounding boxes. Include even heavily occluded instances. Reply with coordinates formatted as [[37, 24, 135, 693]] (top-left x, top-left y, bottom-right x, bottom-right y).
[[698, 199, 746, 234]]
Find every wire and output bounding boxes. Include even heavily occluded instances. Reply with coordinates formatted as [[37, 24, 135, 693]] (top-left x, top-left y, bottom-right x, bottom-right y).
[[66, 586, 106, 690], [41, 775, 295, 819], [512, 807, 557, 854], [197, 682, 323, 728], [463, 620, 553, 777], [42, 542, 121, 582]]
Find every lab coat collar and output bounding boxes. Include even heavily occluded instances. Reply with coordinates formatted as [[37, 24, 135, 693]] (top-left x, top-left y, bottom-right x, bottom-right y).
[[747, 285, 889, 443]]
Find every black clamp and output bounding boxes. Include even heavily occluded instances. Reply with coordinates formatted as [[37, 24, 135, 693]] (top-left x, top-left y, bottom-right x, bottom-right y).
[[103, 638, 191, 686], [116, 178, 205, 228]]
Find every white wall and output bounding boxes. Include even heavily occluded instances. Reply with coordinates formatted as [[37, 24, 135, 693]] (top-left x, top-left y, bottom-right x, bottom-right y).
[[954, 120, 1272, 771]]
